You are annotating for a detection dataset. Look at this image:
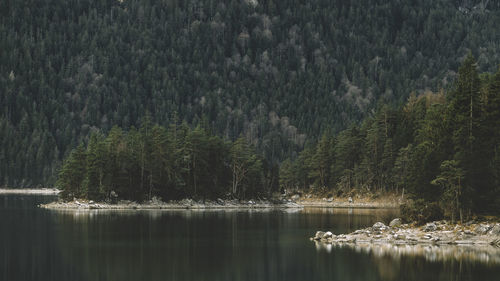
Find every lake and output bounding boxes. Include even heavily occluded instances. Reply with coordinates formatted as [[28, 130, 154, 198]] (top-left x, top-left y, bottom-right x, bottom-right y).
[[1, 194, 499, 281]]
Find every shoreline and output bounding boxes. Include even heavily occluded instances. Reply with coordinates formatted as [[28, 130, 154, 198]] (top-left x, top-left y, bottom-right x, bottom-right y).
[[39, 197, 401, 210], [0, 188, 403, 210], [297, 193, 403, 209], [39, 199, 305, 210], [0, 188, 60, 195], [297, 201, 400, 209]]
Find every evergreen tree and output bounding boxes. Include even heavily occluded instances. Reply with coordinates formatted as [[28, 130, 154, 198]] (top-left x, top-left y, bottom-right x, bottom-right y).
[[230, 137, 262, 198], [57, 144, 87, 199], [431, 160, 465, 222]]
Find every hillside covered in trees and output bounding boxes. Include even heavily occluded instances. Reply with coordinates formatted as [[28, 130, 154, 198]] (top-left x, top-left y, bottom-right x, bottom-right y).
[[280, 55, 500, 218], [57, 54, 500, 219], [2, 0, 500, 187]]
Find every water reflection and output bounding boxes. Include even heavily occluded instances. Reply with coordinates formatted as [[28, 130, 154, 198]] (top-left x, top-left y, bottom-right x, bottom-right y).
[[315, 241, 500, 264], [49, 207, 309, 223]]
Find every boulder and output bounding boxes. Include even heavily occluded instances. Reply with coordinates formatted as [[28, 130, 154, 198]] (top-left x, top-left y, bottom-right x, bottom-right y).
[[373, 222, 386, 230], [291, 194, 300, 200], [463, 230, 475, 236], [389, 218, 402, 227], [314, 231, 325, 240], [424, 222, 437, 232], [348, 197, 353, 203], [216, 198, 225, 205], [394, 234, 406, 240], [474, 224, 492, 235], [323, 231, 333, 239], [150, 196, 162, 205], [489, 224, 500, 236], [491, 238, 500, 246]]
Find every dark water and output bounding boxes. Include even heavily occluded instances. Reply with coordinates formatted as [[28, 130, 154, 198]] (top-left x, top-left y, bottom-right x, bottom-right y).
[[1, 195, 499, 281]]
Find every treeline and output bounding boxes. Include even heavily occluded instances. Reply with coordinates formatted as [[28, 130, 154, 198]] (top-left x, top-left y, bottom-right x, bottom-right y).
[[57, 115, 276, 201], [3, 0, 500, 187], [280, 55, 500, 219]]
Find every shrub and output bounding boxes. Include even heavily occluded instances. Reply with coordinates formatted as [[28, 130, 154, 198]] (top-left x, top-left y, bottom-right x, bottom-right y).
[[401, 199, 443, 224]]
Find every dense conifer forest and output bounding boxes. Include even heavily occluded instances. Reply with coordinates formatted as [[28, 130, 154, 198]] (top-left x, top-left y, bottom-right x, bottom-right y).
[[57, 55, 500, 220], [281, 56, 500, 218], [2, 0, 500, 188], [57, 115, 270, 201]]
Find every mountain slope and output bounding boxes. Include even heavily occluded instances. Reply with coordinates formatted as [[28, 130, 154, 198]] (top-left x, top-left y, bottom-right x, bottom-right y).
[[1, 0, 500, 186]]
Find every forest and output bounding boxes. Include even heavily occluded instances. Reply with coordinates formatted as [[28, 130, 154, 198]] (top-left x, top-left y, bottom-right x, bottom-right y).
[[57, 115, 273, 201], [2, 0, 500, 187], [57, 54, 500, 223], [280, 55, 500, 219]]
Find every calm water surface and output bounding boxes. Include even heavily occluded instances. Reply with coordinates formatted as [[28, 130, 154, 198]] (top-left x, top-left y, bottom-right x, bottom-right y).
[[1, 195, 499, 281]]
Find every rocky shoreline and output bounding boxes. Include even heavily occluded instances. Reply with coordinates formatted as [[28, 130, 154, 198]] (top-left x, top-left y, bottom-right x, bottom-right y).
[[312, 219, 500, 247], [298, 201, 400, 209], [0, 188, 60, 195], [39, 195, 401, 210], [40, 198, 304, 210]]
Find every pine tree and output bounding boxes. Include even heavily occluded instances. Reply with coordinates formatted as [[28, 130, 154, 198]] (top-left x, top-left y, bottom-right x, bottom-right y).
[[84, 133, 107, 200], [309, 133, 334, 188], [230, 137, 262, 198], [431, 160, 465, 222], [57, 144, 87, 199], [447, 55, 485, 212]]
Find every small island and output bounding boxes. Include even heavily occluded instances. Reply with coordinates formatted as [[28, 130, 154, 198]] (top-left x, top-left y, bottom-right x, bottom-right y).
[[312, 219, 500, 264], [312, 219, 500, 246]]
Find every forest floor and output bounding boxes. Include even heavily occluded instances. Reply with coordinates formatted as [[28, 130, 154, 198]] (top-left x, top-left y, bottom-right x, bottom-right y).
[[0, 188, 60, 195], [294, 190, 403, 208]]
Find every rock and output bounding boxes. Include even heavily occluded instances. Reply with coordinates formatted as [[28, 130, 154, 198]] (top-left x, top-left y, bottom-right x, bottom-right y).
[[430, 237, 440, 242], [216, 198, 225, 205], [372, 222, 386, 230], [180, 199, 193, 205], [465, 220, 475, 226], [389, 218, 402, 227], [323, 231, 333, 239], [89, 200, 94, 204], [489, 225, 500, 236], [424, 223, 437, 232], [348, 197, 353, 203], [491, 238, 500, 246], [474, 224, 491, 235], [394, 234, 406, 240], [248, 200, 255, 205], [150, 196, 162, 205], [327, 197, 333, 202], [463, 230, 475, 236], [314, 231, 325, 240], [291, 194, 300, 200], [110, 191, 118, 198]]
